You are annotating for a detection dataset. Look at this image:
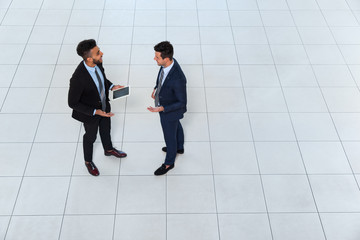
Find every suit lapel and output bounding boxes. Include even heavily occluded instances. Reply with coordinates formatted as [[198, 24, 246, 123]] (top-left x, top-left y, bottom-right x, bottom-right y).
[[79, 61, 101, 100], [160, 59, 177, 90]]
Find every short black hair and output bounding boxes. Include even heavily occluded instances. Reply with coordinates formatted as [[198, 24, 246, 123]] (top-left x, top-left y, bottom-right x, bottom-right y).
[[154, 41, 173, 60], [76, 39, 97, 60]]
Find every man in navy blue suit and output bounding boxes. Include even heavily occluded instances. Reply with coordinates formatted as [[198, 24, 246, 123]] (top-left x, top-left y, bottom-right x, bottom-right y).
[[147, 41, 187, 175]]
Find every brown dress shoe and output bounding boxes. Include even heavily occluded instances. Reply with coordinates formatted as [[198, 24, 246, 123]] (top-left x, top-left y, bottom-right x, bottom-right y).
[[85, 162, 99, 176], [105, 148, 127, 158]]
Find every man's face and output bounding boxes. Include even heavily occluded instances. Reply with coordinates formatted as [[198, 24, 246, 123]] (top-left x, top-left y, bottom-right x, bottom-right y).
[[88, 46, 103, 65], [154, 51, 166, 66]]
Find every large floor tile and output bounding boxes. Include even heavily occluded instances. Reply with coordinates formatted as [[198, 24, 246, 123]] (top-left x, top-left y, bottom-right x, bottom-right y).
[[0, 26, 32, 44], [299, 142, 352, 174], [123, 113, 163, 141], [35, 114, 81, 142], [283, 87, 328, 112], [342, 142, 360, 173], [181, 113, 210, 141], [277, 65, 318, 87], [211, 142, 259, 174], [116, 176, 166, 213], [0, 143, 32, 176], [250, 113, 296, 141], [331, 113, 360, 140], [167, 214, 219, 240], [245, 88, 288, 112], [0, 65, 17, 88], [0, 44, 25, 64], [12, 65, 55, 87], [21, 45, 61, 65], [120, 142, 164, 175], [14, 177, 69, 215], [6, 216, 62, 240], [60, 215, 114, 240], [218, 214, 272, 240], [322, 87, 360, 112], [321, 213, 360, 240], [236, 45, 274, 64], [28, 26, 66, 44], [241, 65, 280, 87], [291, 113, 339, 141], [271, 45, 309, 64], [0, 216, 10, 240], [65, 176, 118, 214], [0, 177, 22, 215], [269, 213, 325, 240], [170, 141, 213, 175], [262, 175, 316, 212], [312, 65, 356, 87], [0, 114, 40, 142], [202, 45, 238, 65], [114, 214, 166, 240], [187, 87, 207, 113], [215, 175, 267, 213], [25, 143, 76, 176], [1, 88, 47, 113], [206, 88, 246, 112], [167, 175, 216, 213], [35, 9, 71, 26], [208, 113, 252, 141], [309, 175, 360, 212], [203, 65, 242, 87], [266, 27, 302, 44], [255, 142, 305, 174]]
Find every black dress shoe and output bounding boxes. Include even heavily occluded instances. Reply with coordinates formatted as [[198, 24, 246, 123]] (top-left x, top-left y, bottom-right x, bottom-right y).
[[154, 163, 174, 176], [162, 147, 184, 154], [85, 162, 99, 176], [105, 148, 127, 158]]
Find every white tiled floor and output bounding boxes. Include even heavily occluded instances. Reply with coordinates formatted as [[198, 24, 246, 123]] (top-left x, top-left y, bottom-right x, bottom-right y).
[[1, 0, 360, 239]]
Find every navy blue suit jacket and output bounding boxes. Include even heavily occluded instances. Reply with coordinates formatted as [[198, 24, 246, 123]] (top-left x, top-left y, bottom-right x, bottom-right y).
[[155, 59, 187, 121], [68, 61, 112, 123]]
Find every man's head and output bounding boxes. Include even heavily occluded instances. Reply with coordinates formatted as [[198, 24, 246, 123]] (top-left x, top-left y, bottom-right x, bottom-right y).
[[154, 41, 173, 67], [76, 39, 103, 66]]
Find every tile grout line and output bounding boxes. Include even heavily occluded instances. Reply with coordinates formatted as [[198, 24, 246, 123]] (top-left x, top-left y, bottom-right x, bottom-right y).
[[111, 0, 137, 239], [228, 1, 276, 240], [195, 1, 225, 240], [257, 2, 330, 240], [2, 0, 52, 239]]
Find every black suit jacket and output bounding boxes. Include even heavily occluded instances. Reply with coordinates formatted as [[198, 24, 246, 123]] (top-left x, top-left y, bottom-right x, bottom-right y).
[[155, 59, 187, 121], [68, 61, 113, 123]]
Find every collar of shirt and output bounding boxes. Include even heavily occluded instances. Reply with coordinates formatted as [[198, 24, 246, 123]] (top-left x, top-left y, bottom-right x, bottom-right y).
[[161, 60, 175, 85]]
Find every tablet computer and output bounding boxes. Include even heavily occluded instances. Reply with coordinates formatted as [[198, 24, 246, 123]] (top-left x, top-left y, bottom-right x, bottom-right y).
[[112, 86, 130, 100]]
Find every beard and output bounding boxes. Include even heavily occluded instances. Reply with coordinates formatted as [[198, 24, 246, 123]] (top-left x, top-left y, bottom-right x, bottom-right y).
[[92, 58, 102, 65]]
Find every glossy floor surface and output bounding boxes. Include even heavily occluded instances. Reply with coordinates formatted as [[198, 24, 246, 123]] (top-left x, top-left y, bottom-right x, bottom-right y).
[[1, 0, 360, 239]]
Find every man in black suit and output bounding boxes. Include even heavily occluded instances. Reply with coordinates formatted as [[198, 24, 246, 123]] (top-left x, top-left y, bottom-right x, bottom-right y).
[[148, 41, 187, 175], [68, 39, 127, 176]]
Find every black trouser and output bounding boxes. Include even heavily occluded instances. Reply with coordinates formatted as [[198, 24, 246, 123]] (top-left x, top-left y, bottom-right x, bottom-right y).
[[83, 116, 113, 162]]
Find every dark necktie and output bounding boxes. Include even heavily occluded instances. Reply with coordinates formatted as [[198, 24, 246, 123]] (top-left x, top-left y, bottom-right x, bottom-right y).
[[155, 69, 164, 107], [95, 68, 106, 111]]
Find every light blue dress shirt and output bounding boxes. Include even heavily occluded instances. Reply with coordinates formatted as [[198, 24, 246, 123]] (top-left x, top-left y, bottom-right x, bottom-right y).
[[83, 61, 113, 114]]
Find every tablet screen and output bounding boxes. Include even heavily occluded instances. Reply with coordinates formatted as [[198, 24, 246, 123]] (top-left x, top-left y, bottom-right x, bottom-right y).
[[113, 86, 130, 100]]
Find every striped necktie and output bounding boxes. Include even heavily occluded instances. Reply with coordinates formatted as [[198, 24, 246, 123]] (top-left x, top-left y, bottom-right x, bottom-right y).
[[95, 68, 106, 111], [155, 68, 164, 107]]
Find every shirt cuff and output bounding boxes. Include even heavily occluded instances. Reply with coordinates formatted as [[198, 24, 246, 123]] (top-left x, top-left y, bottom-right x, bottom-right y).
[[109, 84, 114, 91], [93, 109, 96, 115]]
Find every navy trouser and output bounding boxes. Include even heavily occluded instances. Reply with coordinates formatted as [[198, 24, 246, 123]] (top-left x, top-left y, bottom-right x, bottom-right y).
[[160, 116, 184, 165]]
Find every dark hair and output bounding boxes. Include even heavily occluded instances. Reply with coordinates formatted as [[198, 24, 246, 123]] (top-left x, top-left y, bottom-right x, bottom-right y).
[[76, 39, 97, 60], [154, 41, 173, 60]]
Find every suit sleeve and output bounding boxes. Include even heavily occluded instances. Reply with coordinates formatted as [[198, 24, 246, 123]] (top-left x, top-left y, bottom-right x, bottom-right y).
[[163, 76, 187, 113], [68, 75, 95, 116]]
